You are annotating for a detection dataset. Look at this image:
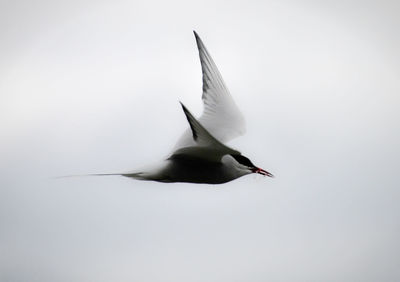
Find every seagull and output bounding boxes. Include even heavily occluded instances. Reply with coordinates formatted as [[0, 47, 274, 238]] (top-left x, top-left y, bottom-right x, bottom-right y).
[[94, 31, 273, 184]]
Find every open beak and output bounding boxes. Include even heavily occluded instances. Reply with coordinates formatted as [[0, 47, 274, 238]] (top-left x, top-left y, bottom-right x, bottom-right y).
[[253, 167, 274, 177]]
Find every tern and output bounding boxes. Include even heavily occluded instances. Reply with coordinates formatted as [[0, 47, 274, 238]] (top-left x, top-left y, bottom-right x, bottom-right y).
[[95, 31, 273, 184]]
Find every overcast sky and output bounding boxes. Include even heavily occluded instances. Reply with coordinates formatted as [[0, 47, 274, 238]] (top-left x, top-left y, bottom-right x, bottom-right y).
[[1, 0, 400, 281]]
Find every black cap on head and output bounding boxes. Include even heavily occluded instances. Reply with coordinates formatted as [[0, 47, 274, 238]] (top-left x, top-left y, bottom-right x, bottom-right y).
[[230, 154, 256, 168]]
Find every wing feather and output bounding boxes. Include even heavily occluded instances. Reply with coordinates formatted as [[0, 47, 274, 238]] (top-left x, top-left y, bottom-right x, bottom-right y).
[[178, 102, 239, 156], [174, 31, 246, 150]]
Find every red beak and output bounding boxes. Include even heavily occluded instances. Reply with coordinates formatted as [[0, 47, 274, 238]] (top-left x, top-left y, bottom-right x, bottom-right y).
[[253, 167, 274, 177]]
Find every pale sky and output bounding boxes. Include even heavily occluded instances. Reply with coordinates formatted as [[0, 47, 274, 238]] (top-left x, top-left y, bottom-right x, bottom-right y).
[[1, 0, 400, 281]]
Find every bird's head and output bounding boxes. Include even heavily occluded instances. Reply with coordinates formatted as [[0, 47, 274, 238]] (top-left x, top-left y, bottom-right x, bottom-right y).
[[224, 154, 274, 178]]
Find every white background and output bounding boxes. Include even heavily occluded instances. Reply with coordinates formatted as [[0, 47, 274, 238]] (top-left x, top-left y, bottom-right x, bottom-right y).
[[1, 0, 399, 281]]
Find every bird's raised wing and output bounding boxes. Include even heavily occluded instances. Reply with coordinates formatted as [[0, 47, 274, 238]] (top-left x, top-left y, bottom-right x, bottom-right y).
[[174, 31, 246, 150]]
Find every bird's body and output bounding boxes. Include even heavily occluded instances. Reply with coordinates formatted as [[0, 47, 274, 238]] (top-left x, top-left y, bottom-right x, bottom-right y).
[[123, 150, 251, 184], [88, 31, 273, 184]]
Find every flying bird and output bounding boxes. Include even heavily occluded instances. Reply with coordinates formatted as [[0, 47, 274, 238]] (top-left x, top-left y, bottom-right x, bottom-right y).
[[96, 31, 273, 184]]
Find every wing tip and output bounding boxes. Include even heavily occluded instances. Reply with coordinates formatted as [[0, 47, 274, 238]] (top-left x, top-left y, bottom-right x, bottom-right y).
[[193, 30, 203, 47], [179, 101, 198, 141], [179, 101, 187, 112]]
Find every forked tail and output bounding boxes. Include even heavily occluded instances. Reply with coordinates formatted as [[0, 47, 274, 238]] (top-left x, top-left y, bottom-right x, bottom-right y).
[[54, 172, 147, 180]]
